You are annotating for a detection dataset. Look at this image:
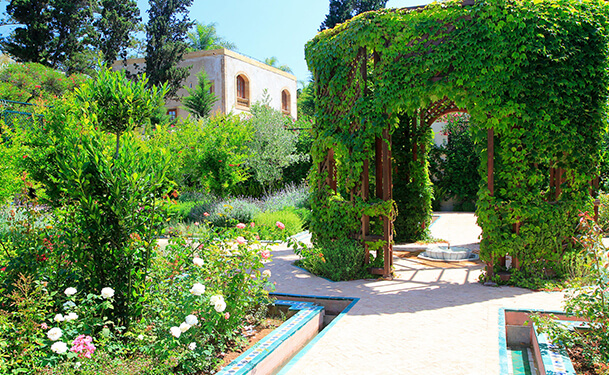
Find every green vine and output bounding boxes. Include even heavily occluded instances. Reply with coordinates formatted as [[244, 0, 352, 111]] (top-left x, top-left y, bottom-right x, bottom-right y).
[[306, 0, 609, 278]]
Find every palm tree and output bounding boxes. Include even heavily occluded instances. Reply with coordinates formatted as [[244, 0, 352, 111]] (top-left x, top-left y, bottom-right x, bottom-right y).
[[264, 56, 292, 74], [187, 21, 236, 52]]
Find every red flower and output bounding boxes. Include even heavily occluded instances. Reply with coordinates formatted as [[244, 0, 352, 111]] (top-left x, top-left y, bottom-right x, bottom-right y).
[[34, 85, 41, 89], [0, 267, 6, 272], [22, 155, 27, 158]]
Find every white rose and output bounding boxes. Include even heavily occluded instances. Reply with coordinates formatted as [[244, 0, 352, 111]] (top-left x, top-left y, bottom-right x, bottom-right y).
[[210, 295, 224, 305], [262, 270, 271, 278], [179, 322, 191, 333], [214, 299, 227, 312], [137, 334, 144, 340], [47, 327, 63, 341], [190, 283, 205, 296], [54, 314, 65, 323], [50, 341, 68, 354], [170, 326, 181, 338], [188, 342, 197, 350], [64, 287, 77, 296], [100, 287, 115, 299], [65, 312, 78, 321], [185, 314, 198, 326], [193, 257, 204, 266]]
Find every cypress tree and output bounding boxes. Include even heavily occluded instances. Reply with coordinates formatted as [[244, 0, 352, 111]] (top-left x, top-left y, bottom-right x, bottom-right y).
[[145, 0, 194, 99], [319, 0, 387, 31]]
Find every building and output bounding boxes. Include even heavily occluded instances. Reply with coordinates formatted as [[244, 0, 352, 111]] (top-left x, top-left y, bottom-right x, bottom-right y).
[[114, 48, 298, 119]]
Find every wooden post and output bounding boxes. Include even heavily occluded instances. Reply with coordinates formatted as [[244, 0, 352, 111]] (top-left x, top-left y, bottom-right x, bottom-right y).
[[328, 148, 337, 193], [362, 159, 370, 264], [382, 127, 393, 279], [486, 128, 495, 279]]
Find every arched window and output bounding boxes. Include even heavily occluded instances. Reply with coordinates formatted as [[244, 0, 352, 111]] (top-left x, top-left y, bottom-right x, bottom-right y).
[[236, 74, 249, 107], [281, 89, 291, 114]]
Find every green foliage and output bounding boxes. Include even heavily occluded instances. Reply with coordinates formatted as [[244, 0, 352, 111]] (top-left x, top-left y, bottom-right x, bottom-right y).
[[597, 192, 609, 233], [187, 21, 236, 52], [282, 122, 314, 186], [247, 100, 303, 192], [145, 0, 193, 98], [306, 0, 609, 279], [263, 57, 292, 73], [76, 66, 168, 158], [297, 80, 315, 118], [319, 0, 388, 31], [532, 212, 609, 370], [0, 62, 88, 103], [138, 223, 276, 373], [295, 238, 366, 281], [253, 209, 303, 238], [1, 0, 97, 74], [96, 0, 141, 66], [429, 113, 481, 210], [182, 69, 218, 119], [150, 114, 252, 196], [21, 72, 172, 327], [392, 112, 433, 242]]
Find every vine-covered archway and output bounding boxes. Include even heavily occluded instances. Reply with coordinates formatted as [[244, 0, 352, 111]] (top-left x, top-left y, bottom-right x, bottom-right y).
[[305, 0, 609, 279]]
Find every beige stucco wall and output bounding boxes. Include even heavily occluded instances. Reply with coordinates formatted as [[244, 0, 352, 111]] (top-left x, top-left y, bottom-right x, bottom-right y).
[[112, 49, 297, 120]]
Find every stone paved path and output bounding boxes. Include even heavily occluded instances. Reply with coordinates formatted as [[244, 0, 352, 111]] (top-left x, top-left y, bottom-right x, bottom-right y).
[[266, 213, 564, 375]]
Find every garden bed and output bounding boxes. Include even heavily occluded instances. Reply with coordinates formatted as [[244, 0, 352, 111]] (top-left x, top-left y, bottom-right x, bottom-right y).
[[216, 294, 358, 375], [499, 308, 588, 375]]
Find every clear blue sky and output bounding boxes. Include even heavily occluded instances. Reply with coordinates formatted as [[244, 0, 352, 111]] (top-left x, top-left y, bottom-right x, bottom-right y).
[[1, 0, 433, 84]]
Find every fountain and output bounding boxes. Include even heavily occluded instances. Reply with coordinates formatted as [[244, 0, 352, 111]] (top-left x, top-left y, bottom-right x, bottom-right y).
[[418, 243, 479, 262]]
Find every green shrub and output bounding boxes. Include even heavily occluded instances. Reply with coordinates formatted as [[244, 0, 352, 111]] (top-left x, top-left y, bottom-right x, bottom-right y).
[[262, 183, 310, 212], [597, 192, 609, 233], [295, 238, 366, 281], [532, 212, 609, 371], [206, 198, 262, 227], [253, 209, 303, 238]]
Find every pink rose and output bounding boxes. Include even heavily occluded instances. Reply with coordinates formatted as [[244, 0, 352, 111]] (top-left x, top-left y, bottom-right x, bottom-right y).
[[236, 223, 246, 229], [236, 237, 246, 244], [276, 221, 285, 230], [203, 212, 210, 217], [224, 312, 230, 320], [250, 222, 255, 228], [260, 250, 270, 259]]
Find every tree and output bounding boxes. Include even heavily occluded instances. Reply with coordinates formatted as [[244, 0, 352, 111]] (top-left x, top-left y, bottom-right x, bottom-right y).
[[145, 0, 194, 99], [319, 0, 387, 31], [1, 0, 98, 75], [182, 69, 218, 119], [247, 94, 303, 192], [187, 21, 236, 52], [263, 56, 292, 73], [1, 0, 54, 66], [297, 78, 315, 117], [95, 0, 141, 66], [48, 0, 97, 75]]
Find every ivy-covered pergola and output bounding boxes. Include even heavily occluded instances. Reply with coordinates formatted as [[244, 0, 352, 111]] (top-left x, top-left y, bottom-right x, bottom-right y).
[[305, 0, 609, 279]]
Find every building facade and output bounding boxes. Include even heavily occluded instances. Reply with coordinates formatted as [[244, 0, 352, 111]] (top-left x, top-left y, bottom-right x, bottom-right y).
[[114, 48, 298, 119]]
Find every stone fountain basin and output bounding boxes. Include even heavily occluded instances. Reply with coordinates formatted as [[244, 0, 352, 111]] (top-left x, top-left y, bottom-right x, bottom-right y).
[[420, 245, 473, 261]]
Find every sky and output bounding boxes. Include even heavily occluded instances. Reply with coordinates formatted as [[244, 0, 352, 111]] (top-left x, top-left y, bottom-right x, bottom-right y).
[[0, 0, 433, 84]]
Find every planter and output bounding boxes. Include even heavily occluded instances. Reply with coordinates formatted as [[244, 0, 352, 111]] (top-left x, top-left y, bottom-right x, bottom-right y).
[[217, 293, 358, 375], [499, 308, 587, 375]]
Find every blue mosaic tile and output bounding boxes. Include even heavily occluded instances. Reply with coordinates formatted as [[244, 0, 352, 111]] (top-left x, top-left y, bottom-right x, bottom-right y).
[[215, 299, 323, 375]]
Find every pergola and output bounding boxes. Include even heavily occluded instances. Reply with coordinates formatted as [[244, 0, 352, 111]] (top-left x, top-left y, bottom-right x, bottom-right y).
[[305, 0, 609, 279]]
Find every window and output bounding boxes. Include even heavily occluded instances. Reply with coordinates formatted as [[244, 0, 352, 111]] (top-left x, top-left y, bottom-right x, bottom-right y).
[[236, 74, 249, 107], [281, 89, 291, 114], [167, 109, 177, 119]]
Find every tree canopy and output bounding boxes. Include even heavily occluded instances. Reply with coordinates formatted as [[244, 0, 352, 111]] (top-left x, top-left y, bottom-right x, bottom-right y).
[[145, 0, 193, 99], [319, 0, 387, 31], [187, 21, 236, 52]]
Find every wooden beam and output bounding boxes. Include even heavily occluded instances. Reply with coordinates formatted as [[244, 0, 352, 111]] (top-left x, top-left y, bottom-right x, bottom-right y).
[[487, 128, 494, 197]]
